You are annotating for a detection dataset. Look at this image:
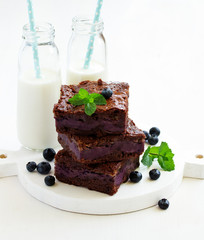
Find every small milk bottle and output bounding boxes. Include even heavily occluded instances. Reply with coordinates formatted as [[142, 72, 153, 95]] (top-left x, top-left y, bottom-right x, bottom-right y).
[[17, 22, 61, 150], [67, 16, 106, 84]]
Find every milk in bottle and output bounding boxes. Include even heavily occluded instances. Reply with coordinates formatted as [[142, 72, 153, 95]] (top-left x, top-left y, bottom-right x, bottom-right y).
[[17, 23, 61, 150]]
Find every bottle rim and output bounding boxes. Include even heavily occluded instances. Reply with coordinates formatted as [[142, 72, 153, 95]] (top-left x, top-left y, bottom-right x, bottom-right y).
[[72, 15, 104, 34], [22, 22, 55, 42]]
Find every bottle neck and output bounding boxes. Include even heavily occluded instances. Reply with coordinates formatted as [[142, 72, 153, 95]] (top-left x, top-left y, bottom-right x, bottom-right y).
[[72, 16, 104, 35], [22, 22, 55, 44]]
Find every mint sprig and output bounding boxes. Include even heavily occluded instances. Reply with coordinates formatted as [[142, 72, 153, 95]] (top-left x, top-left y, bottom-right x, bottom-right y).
[[68, 88, 107, 116], [141, 142, 175, 171]]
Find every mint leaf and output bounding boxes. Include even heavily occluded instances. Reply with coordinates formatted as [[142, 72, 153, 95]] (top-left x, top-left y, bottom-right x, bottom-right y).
[[85, 102, 97, 116], [88, 96, 95, 103], [159, 142, 174, 160], [68, 88, 89, 105], [141, 146, 153, 167], [141, 142, 175, 171], [143, 146, 151, 157], [93, 95, 107, 105], [158, 142, 169, 155], [162, 157, 175, 171], [89, 93, 107, 105], [149, 146, 159, 155], [89, 93, 101, 99], [158, 155, 175, 171], [79, 88, 89, 98], [158, 156, 165, 169], [68, 88, 107, 116], [68, 94, 85, 106], [142, 155, 154, 167], [157, 142, 175, 171]]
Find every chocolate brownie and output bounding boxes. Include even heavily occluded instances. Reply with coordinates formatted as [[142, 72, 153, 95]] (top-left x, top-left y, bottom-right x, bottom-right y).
[[53, 79, 129, 136], [58, 118, 145, 164], [55, 149, 139, 195]]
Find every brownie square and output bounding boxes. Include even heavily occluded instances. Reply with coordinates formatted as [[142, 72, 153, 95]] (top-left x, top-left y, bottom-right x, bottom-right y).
[[58, 118, 145, 164], [53, 79, 129, 136], [55, 149, 139, 195]]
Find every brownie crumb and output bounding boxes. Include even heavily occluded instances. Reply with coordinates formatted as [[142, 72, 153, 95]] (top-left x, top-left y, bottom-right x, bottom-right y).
[[97, 79, 103, 85], [196, 154, 203, 159], [0, 154, 7, 159]]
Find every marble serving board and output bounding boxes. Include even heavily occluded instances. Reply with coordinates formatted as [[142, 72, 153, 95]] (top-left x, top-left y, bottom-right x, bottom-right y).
[[0, 138, 203, 215]]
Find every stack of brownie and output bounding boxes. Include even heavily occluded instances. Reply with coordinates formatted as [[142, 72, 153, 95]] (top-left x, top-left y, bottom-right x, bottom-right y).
[[53, 79, 145, 195]]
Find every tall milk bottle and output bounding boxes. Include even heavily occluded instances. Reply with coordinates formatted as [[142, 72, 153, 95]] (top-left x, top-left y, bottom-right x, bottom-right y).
[[17, 23, 61, 150], [67, 16, 107, 85]]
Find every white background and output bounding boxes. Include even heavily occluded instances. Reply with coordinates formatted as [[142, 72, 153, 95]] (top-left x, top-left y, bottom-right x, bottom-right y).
[[0, 0, 204, 239]]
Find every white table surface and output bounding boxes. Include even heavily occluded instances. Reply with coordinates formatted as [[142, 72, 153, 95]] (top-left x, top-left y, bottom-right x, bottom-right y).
[[0, 0, 204, 239]]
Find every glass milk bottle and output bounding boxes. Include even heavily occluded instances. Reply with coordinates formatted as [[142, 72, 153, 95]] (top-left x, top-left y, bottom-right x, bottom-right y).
[[17, 22, 61, 150], [67, 16, 106, 85]]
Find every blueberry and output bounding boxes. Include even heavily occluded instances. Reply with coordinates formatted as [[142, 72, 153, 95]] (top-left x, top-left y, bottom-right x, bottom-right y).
[[149, 169, 161, 180], [26, 161, 37, 172], [101, 88, 113, 99], [143, 130, 150, 141], [149, 127, 160, 137], [37, 162, 51, 175], [158, 198, 169, 210], [148, 135, 159, 145], [43, 148, 56, 161], [44, 175, 55, 186], [129, 171, 142, 183]]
